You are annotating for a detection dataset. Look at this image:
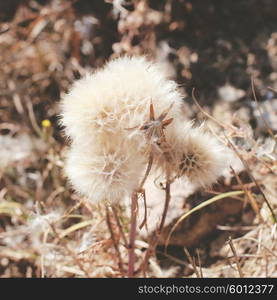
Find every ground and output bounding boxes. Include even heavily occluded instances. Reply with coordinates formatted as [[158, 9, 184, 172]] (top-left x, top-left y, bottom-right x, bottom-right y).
[[0, 0, 276, 277]]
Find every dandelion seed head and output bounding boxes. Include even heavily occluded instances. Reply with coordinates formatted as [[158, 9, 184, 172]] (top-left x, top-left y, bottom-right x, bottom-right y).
[[60, 56, 189, 202], [60, 56, 185, 149], [177, 126, 227, 187], [65, 142, 145, 203], [152, 121, 193, 177]]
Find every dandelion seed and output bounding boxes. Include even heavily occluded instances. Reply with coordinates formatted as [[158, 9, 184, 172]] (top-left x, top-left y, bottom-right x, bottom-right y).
[[65, 142, 146, 203], [177, 126, 227, 187]]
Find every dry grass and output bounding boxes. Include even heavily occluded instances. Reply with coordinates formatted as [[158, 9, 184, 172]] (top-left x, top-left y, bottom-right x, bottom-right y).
[[0, 0, 277, 277]]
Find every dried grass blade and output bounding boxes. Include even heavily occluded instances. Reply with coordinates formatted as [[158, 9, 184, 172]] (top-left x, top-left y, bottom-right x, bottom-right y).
[[165, 191, 244, 248]]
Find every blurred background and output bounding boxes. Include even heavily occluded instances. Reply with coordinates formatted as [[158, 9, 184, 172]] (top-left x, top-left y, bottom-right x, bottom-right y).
[[0, 0, 276, 277]]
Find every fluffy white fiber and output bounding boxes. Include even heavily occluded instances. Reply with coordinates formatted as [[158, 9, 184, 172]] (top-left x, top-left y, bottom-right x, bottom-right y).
[[177, 125, 226, 187], [60, 56, 185, 148], [65, 141, 145, 203], [60, 55, 227, 203], [61, 56, 187, 202]]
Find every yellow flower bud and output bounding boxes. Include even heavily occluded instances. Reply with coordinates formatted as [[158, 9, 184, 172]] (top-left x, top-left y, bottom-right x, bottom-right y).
[[42, 119, 51, 128]]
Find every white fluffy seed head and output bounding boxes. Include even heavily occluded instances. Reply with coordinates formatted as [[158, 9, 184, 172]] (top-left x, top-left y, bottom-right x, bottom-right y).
[[177, 126, 227, 187], [64, 142, 146, 203], [152, 120, 194, 177], [60, 55, 188, 202], [60, 55, 185, 149], [60, 55, 226, 202]]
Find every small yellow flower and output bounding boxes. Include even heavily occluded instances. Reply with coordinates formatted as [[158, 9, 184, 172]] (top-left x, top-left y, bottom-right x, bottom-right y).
[[42, 119, 51, 128]]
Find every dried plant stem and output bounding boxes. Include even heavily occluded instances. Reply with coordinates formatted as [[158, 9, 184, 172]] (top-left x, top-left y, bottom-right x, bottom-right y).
[[128, 192, 138, 277], [139, 154, 153, 191], [138, 155, 153, 229], [192, 88, 234, 131], [225, 134, 277, 223], [48, 223, 91, 277], [228, 237, 244, 278], [111, 206, 128, 248], [184, 247, 200, 278], [165, 190, 244, 248], [230, 166, 264, 223], [139, 177, 171, 276], [40, 228, 49, 278], [196, 249, 203, 278], [106, 206, 125, 275], [128, 150, 153, 277], [251, 78, 277, 143], [158, 179, 171, 233], [139, 189, 148, 229], [26, 97, 43, 138], [268, 86, 277, 93]]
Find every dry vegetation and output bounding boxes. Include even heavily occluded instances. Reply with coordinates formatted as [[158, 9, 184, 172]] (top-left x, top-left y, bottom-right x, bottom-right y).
[[0, 0, 277, 278]]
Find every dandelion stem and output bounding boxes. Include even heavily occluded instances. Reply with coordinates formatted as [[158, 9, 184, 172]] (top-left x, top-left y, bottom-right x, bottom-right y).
[[138, 155, 153, 230], [139, 154, 153, 191], [139, 189, 148, 230], [106, 206, 125, 276], [139, 177, 171, 276], [159, 178, 171, 233], [111, 206, 128, 248], [128, 192, 138, 277]]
